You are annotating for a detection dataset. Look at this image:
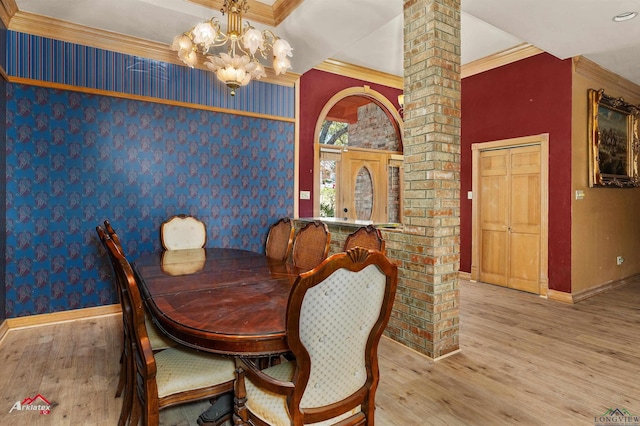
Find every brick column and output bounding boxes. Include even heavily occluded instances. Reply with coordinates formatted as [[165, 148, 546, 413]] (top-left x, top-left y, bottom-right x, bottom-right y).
[[389, 0, 461, 358]]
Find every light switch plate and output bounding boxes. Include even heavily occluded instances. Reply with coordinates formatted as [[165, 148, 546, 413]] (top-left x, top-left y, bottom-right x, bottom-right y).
[[300, 190, 311, 200]]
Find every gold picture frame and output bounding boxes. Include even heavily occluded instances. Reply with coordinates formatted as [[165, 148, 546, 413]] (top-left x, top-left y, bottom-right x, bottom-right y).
[[588, 88, 640, 187]]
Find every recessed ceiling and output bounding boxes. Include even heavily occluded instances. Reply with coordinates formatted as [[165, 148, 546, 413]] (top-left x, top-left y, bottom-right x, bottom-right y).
[[11, 0, 640, 86]]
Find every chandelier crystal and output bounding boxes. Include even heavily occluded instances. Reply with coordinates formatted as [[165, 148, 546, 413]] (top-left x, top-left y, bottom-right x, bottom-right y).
[[171, 0, 293, 96]]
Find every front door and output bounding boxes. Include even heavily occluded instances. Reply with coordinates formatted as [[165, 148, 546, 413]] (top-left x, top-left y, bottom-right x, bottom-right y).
[[338, 150, 388, 222]]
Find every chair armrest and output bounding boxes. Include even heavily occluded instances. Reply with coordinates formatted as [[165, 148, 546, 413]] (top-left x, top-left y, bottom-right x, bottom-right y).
[[236, 358, 295, 395]]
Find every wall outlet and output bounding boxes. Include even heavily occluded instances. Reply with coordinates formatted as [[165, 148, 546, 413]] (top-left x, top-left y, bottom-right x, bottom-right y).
[[616, 256, 624, 266]]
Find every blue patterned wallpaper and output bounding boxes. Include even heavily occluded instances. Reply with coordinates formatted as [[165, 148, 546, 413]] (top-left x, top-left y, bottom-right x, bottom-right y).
[[5, 83, 294, 317], [1, 22, 7, 322], [6, 31, 295, 118]]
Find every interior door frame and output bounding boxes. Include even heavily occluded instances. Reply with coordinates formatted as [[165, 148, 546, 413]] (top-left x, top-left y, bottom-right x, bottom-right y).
[[471, 134, 550, 297]]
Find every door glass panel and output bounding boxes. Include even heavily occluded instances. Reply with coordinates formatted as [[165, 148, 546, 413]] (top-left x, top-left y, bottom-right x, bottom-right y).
[[355, 166, 373, 220], [320, 159, 337, 218]]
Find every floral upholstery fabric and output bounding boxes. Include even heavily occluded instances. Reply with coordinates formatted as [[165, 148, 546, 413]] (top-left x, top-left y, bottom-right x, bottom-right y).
[[155, 347, 235, 399]]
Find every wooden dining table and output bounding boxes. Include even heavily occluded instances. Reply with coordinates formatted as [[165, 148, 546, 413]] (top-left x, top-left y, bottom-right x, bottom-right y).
[[133, 247, 303, 357]]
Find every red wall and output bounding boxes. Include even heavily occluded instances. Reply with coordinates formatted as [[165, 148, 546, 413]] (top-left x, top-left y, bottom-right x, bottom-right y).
[[298, 69, 402, 217], [461, 53, 573, 292], [300, 54, 573, 293]]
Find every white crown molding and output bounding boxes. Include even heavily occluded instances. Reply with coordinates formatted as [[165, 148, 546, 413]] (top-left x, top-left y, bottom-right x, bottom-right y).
[[314, 59, 403, 90], [573, 56, 640, 100], [316, 44, 546, 91], [461, 43, 544, 79]]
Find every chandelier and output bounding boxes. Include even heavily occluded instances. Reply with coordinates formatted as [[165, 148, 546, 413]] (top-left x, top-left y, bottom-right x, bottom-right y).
[[171, 0, 293, 96]]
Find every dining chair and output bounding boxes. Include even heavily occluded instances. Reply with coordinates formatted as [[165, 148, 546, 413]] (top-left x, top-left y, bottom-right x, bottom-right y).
[[343, 225, 385, 252], [160, 214, 207, 250], [291, 220, 330, 271], [98, 223, 177, 348], [234, 247, 398, 426], [104, 219, 124, 252], [97, 224, 177, 425], [96, 225, 134, 426], [109, 245, 236, 426], [265, 217, 294, 262]]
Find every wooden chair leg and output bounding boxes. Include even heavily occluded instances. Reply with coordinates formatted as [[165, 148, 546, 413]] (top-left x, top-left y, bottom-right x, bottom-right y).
[[145, 379, 161, 426], [118, 350, 133, 426], [115, 346, 126, 398], [129, 383, 142, 426]]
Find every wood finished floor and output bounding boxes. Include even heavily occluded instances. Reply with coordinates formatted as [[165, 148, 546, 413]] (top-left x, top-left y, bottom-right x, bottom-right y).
[[0, 278, 638, 425]]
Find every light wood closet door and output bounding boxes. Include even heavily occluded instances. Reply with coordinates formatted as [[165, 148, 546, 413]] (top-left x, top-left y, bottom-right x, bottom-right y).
[[479, 145, 541, 293]]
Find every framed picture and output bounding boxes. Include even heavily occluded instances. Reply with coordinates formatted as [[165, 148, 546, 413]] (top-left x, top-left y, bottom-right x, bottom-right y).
[[588, 88, 640, 187]]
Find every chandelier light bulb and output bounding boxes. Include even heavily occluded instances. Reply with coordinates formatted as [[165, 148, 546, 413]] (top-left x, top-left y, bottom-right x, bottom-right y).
[[251, 61, 266, 79], [242, 27, 265, 55], [272, 39, 293, 59], [179, 49, 198, 68], [172, 34, 193, 51], [172, 0, 293, 95], [192, 21, 217, 49], [273, 56, 291, 75]]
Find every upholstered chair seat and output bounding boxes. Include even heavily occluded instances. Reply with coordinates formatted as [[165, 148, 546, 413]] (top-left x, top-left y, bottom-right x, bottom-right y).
[[145, 311, 176, 351], [243, 361, 360, 426], [154, 347, 235, 399]]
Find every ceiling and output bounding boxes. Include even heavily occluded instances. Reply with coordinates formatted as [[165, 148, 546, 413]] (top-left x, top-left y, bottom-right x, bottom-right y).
[[10, 0, 640, 87]]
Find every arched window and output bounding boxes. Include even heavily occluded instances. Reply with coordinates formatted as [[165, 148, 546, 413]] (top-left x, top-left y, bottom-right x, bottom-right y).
[[313, 86, 403, 224]]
